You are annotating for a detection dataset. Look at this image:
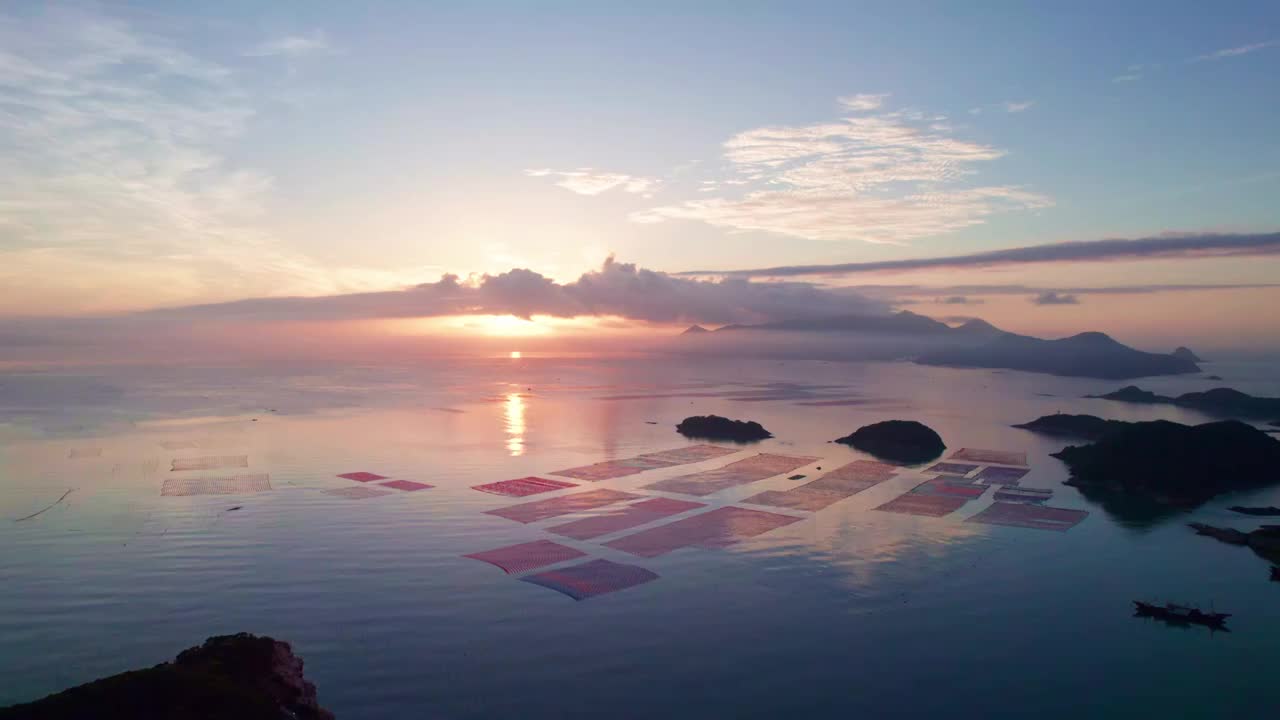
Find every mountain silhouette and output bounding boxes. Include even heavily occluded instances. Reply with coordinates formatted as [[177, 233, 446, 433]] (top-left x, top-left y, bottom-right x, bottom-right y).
[[677, 311, 1200, 379]]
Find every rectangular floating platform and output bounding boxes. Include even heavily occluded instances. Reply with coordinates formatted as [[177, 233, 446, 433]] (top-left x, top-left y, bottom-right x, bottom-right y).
[[523, 559, 659, 600], [170, 455, 248, 472], [463, 539, 588, 575], [966, 501, 1088, 531], [323, 486, 394, 500], [549, 444, 737, 481], [927, 462, 980, 476], [993, 487, 1054, 504], [637, 444, 739, 464], [337, 471, 389, 483], [642, 453, 819, 496], [161, 473, 271, 497], [486, 489, 643, 524], [974, 466, 1031, 486], [379, 480, 433, 492], [68, 448, 102, 459], [159, 440, 199, 450], [913, 477, 987, 499], [547, 497, 705, 540], [742, 487, 849, 512], [873, 477, 986, 517], [948, 448, 1028, 466], [472, 476, 578, 497], [743, 459, 899, 511], [605, 506, 803, 558], [548, 460, 647, 481], [873, 493, 971, 517]]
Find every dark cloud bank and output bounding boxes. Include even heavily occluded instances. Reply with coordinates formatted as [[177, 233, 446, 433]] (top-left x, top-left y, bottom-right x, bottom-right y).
[[680, 231, 1280, 277], [1031, 291, 1080, 306]]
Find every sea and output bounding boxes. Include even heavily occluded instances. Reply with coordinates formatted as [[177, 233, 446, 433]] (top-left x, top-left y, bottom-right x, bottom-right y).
[[2, 355, 1278, 718]]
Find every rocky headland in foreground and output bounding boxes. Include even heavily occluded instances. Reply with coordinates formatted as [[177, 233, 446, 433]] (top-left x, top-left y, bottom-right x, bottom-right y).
[[0, 634, 332, 720]]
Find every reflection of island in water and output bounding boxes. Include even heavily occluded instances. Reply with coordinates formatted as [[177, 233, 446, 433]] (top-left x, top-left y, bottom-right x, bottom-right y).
[[1065, 482, 1189, 528]]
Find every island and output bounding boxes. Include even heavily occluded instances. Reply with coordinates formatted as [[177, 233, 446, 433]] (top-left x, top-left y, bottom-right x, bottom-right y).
[[1051, 419, 1280, 507], [1172, 346, 1203, 363], [835, 420, 945, 464], [1088, 386, 1280, 418], [676, 310, 1200, 379], [1230, 506, 1280, 517], [1012, 413, 1133, 441], [0, 633, 332, 720], [676, 415, 772, 442], [1188, 522, 1280, 559], [916, 331, 1199, 380]]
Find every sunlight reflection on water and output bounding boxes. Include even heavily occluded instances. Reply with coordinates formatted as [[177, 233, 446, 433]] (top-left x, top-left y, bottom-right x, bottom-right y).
[[504, 391, 526, 456]]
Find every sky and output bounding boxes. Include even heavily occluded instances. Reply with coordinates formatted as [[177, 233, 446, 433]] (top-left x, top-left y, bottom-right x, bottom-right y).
[[2, 1, 1279, 355]]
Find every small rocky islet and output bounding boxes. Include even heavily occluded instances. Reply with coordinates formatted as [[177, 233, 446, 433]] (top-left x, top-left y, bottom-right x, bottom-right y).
[[676, 415, 772, 442], [834, 420, 945, 464], [1011, 413, 1133, 441]]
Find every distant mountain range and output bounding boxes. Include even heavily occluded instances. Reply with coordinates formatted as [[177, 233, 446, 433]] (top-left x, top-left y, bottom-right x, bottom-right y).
[[678, 311, 1200, 379]]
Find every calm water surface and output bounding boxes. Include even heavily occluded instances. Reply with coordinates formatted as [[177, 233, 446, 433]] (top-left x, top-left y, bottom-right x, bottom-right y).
[[2, 357, 1279, 717]]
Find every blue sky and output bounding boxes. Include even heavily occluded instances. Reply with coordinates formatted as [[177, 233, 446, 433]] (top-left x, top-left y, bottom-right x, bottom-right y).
[[1, 0, 1278, 327]]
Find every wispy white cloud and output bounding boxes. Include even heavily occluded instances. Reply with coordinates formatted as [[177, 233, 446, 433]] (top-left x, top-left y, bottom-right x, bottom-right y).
[[631, 96, 1050, 244], [245, 30, 332, 58], [0, 8, 371, 313], [1002, 100, 1035, 113], [837, 93, 888, 111], [1192, 39, 1277, 62], [1112, 63, 1152, 82], [525, 168, 659, 196]]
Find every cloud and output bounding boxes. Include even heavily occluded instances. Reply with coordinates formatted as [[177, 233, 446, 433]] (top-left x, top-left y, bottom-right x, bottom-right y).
[[1003, 100, 1035, 113], [245, 30, 332, 58], [837, 93, 888, 111], [853, 282, 1280, 305], [864, 282, 1280, 298], [526, 168, 658, 196], [1192, 40, 1277, 62], [110, 257, 890, 326], [632, 96, 1049, 244], [679, 231, 1280, 277], [0, 7, 363, 313], [1031, 291, 1079, 305], [1112, 63, 1153, 82]]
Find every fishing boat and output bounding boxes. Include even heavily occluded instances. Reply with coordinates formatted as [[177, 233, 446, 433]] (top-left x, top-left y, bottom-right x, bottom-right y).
[[1133, 601, 1230, 629]]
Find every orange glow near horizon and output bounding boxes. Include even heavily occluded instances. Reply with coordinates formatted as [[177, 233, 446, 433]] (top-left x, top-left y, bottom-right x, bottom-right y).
[[383, 314, 667, 338]]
